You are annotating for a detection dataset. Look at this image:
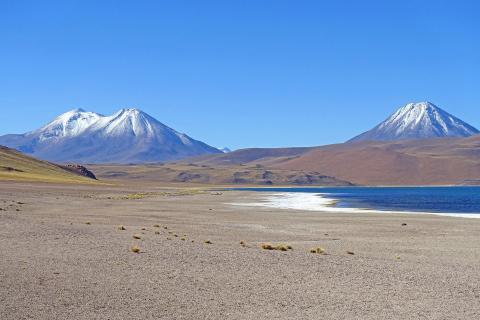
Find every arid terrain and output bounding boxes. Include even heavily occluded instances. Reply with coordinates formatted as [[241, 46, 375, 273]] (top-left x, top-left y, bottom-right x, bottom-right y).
[[186, 135, 480, 185], [1, 180, 479, 320], [1, 142, 480, 319], [90, 162, 353, 186], [5, 133, 480, 187], [2, 1, 478, 319]]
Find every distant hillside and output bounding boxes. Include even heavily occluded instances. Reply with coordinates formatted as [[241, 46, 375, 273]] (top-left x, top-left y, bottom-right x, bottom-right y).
[[90, 162, 353, 186], [0, 146, 97, 183], [191, 136, 480, 185], [186, 147, 314, 166]]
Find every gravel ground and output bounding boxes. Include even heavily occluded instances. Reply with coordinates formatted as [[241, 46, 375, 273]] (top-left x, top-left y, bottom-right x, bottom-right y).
[[0, 182, 479, 320]]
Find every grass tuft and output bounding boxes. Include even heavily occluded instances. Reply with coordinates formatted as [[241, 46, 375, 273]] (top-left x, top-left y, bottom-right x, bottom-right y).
[[121, 193, 150, 200], [309, 247, 326, 254], [153, 224, 160, 228], [85, 221, 91, 225], [118, 225, 126, 230], [133, 235, 141, 239], [346, 250, 355, 255], [261, 243, 292, 251], [204, 240, 212, 244], [131, 245, 141, 253]]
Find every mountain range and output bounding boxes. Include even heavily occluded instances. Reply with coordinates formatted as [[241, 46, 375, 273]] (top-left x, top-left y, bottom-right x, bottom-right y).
[[0, 108, 221, 163], [0, 101, 479, 183]]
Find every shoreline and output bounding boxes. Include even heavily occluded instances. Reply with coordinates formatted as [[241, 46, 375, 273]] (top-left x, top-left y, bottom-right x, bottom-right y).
[[230, 191, 480, 219]]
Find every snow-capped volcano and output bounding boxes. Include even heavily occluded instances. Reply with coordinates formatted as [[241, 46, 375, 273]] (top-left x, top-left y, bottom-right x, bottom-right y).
[[0, 108, 221, 163], [349, 102, 479, 142]]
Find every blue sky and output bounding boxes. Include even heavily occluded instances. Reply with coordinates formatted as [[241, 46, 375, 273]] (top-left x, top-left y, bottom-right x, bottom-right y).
[[1, 0, 479, 149]]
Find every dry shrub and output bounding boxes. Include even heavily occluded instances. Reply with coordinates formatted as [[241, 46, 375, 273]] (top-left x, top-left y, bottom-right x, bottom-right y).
[[310, 247, 326, 254], [131, 245, 141, 253], [261, 243, 292, 251]]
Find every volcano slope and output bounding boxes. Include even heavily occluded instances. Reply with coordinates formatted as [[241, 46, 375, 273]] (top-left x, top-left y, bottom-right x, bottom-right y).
[[186, 136, 480, 186]]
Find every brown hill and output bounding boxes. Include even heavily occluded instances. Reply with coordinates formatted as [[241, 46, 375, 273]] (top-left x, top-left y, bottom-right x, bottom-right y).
[[193, 136, 480, 185], [0, 146, 97, 183], [187, 147, 314, 166], [90, 162, 353, 186]]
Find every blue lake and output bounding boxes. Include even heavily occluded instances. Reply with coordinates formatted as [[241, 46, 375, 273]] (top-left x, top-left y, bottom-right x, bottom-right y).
[[233, 187, 480, 215]]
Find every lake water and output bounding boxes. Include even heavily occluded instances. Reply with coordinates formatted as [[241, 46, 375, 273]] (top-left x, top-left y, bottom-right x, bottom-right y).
[[232, 187, 480, 218]]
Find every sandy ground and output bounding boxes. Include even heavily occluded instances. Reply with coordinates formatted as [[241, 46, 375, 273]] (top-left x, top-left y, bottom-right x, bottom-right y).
[[0, 181, 479, 320]]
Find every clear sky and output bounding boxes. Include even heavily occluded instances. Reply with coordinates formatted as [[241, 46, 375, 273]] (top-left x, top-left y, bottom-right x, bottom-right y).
[[1, 0, 479, 150]]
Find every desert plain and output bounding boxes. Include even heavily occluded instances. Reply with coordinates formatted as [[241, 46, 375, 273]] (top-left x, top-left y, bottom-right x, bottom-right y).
[[0, 179, 479, 320]]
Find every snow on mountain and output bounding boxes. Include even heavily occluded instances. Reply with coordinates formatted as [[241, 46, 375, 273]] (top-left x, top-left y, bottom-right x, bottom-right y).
[[220, 147, 232, 153], [349, 102, 479, 142], [33, 108, 104, 141], [0, 108, 222, 163]]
